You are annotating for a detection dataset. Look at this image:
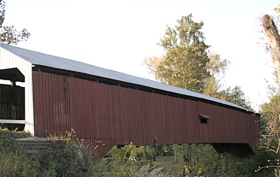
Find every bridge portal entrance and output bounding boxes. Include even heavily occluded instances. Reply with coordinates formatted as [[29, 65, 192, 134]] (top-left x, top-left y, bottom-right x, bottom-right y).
[[0, 68, 25, 130]]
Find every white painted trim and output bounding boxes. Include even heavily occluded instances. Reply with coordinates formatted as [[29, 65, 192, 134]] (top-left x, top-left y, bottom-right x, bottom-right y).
[[0, 119, 25, 124], [0, 48, 34, 135]]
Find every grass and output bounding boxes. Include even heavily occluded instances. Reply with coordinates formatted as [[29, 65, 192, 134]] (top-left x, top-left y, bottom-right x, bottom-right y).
[[153, 156, 184, 176]]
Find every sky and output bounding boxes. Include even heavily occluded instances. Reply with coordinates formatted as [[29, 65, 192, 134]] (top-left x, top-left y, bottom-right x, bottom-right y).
[[4, 0, 280, 110]]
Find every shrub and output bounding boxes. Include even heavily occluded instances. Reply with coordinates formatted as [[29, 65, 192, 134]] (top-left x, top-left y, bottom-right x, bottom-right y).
[[0, 129, 96, 177]]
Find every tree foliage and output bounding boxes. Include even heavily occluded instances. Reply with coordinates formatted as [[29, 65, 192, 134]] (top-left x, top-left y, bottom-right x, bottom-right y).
[[145, 14, 210, 93], [274, 5, 280, 21], [0, 0, 30, 44], [144, 14, 257, 176], [218, 86, 252, 110], [260, 95, 280, 176], [145, 14, 251, 109], [258, 6, 280, 177], [203, 53, 228, 97]]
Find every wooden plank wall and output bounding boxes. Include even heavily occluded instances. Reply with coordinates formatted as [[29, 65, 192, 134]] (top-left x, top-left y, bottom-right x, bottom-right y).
[[32, 71, 260, 157]]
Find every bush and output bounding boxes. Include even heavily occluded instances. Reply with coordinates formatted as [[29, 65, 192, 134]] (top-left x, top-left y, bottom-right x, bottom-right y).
[[0, 128, 39, 177], [36, 140, 95, 177], [92, 145, 140, 177], [0, 129, 96, 177]]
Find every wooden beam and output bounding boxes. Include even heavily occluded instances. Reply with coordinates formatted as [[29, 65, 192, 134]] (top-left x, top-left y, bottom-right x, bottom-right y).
[[0, 119, 25, 124]]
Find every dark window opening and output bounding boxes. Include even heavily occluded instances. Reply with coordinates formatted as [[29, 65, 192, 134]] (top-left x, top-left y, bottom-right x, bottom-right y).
[[199, 114, 211, 124], [200, 118, 208, 124]]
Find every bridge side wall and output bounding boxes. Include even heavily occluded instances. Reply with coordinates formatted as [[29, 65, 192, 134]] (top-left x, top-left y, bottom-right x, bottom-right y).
[[32, 71, 260, 156]]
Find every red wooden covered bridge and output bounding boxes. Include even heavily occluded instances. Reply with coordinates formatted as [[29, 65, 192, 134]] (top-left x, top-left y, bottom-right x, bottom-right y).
[[0, 44, 260, 157]]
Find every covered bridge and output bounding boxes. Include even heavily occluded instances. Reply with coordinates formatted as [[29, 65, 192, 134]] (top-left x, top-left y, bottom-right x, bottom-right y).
[[0, 44, 260, 157]]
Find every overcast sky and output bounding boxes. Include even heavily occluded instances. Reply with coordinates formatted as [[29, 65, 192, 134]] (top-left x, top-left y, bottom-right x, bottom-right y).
[[4, 0, 280, 110]]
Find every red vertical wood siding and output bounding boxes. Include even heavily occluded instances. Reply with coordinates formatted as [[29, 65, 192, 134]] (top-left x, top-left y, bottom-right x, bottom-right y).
[[32, 71, 260, 156]]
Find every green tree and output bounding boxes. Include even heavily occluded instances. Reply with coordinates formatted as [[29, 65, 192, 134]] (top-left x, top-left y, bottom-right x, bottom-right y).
[[260, 6, 280, 177], [203, 53, 229, 97], [217, 86, 252, 110], [0, 0, 30, 44], [259, 95, 280, 176], [145, 14, 254, 176], [145, 14, 210, 93], [145, 14, 250, 109]]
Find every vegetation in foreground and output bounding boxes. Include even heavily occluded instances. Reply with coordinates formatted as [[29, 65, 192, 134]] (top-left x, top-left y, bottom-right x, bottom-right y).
[[0, 127, 277, 177], [0, 128, 95, 177], [93, 143, 274, 177]]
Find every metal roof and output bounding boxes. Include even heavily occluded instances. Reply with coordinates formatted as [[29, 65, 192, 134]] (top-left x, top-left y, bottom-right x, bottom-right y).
[[0, 44, 245, 110]]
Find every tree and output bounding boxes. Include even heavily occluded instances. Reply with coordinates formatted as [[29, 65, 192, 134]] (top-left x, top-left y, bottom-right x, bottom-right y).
[[145, 14, 255, 176], [145, 14, 251, 109], [262, 15, 280, 86], [203, 53, 229, 97], [145, 14, 210, 93], [259, 7, 280, 177], [218, 86, 252, 110], [0, 0, 30, 44], [260, 95, 280, 177]]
